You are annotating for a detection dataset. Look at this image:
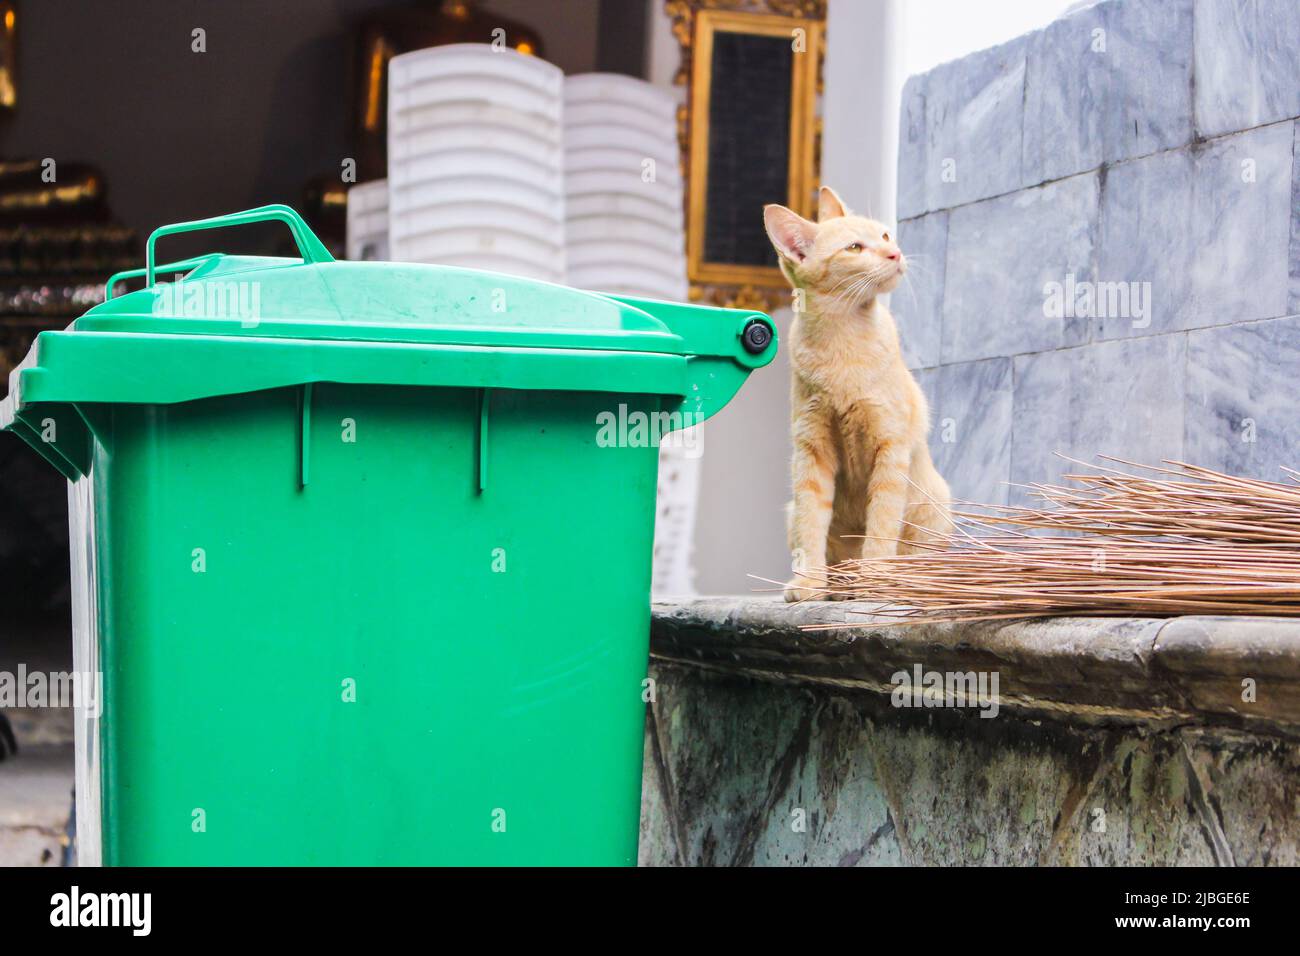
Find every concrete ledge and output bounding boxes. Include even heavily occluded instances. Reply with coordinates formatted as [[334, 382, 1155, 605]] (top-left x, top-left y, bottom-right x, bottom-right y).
[[650, 598, 1300, 738], [641, 599, 1300, 865]]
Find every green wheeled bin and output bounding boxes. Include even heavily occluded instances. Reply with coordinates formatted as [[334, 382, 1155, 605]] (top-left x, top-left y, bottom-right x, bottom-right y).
[[1, 204, 776, 866]]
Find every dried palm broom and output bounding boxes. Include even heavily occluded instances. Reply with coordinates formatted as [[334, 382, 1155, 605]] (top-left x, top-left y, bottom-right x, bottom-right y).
[[796, 457, 1300, 626]]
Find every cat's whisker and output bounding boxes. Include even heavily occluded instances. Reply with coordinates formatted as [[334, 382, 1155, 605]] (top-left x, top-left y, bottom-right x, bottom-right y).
[[829, 274, 873, 311], [826, 271, 873, 295], [823, 281, 865, 307], [825, 276, 865, 297], [899, 271, 921, 312]]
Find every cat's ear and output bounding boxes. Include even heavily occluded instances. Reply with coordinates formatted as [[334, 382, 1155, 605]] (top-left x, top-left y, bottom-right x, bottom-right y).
[[764, 204, 818, 263], [818, 185, 850, 221]]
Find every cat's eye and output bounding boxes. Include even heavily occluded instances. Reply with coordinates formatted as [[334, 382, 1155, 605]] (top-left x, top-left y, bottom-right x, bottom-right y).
[[845, 242, 863, 252], [881, 232, 890, 242]]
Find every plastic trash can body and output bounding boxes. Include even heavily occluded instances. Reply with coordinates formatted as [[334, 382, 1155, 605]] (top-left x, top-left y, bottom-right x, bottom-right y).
[[2, 205, 777, 866], [92, 387, 659, 865]]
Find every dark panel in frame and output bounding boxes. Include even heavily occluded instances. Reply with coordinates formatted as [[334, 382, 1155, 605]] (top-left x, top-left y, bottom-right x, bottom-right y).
[[703, 31, 793, 267]]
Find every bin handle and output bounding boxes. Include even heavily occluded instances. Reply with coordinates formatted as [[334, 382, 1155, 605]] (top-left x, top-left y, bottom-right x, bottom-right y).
[[145, 204, 334, 287], [105, 254, 221, 300]]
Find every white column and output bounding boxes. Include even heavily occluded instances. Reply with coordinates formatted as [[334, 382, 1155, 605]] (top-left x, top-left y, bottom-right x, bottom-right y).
[[821, 0, 904, 225], [645, 0, 682, 90]]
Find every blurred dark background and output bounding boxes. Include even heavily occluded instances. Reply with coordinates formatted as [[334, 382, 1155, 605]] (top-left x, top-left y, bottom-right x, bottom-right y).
[[0, 0, 646, 633]]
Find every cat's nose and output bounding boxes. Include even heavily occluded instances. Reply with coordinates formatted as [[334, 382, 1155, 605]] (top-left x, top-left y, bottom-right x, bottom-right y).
[[884, 249, 901, 261]]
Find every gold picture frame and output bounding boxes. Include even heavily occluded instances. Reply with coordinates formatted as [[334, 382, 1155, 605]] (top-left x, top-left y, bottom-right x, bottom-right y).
[[671, 1, 825, 310]]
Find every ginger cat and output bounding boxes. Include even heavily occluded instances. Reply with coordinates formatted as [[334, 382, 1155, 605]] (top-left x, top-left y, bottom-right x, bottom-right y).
[[764, 186, 952, 602]]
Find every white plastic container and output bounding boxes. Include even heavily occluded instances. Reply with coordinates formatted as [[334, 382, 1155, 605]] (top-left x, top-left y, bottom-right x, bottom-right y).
[[388, 45, 565, 282], [346, 179, 390, 262]]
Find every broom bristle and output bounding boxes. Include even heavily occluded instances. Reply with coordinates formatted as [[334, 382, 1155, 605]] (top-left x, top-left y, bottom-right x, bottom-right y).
[[807, 458, 1300, 627]]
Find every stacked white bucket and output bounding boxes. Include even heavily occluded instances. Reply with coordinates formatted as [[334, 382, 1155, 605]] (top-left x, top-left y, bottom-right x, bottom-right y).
[[563, 74, 695, 596], [386, 44, 566, 282], [562, 74, 687, 301], [347, 50, 697, 595], [345, 179, 390, 262]]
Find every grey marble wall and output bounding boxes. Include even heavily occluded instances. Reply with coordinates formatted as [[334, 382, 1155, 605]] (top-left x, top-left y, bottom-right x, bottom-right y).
[[893, 0, 1300, 505]]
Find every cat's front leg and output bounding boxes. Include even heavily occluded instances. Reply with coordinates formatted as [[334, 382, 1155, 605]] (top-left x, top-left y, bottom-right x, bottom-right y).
[[785, 403, 838, 601], [862, 442, 910, 560]]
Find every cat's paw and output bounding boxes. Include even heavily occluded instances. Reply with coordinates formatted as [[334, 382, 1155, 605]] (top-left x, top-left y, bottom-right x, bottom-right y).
[[784, 575, 827, 602]]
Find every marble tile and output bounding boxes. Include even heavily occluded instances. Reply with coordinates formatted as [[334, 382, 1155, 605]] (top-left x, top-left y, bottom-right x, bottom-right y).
[[1096, 123, 1293, 340], [1095, 146, 1195, 338], [1022, 0, 1194, 186], [917, 358, 1014, 507], [918, 35, 1030, 213], [1010, 335, 1186, 502], [942, 172, 1099, 364], [1291, 121, 1300, 317], [1099, 0, 1195, 163], [1194, 0, 1300, 139], [1185, 314, 1300, 479], [894, 212, 947, 370], [896, 73, 929, 220], [1022, 2, 1109, 186]]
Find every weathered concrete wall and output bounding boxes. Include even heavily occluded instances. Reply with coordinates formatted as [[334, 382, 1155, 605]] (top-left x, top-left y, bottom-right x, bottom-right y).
[[892, 0, 1300, 505], [638, 599, 1300, 866]]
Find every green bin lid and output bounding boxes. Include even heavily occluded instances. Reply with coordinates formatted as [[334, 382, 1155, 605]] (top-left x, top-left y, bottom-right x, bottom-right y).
[[2, 205, 777, 480], [87, 255, 684, 353]]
